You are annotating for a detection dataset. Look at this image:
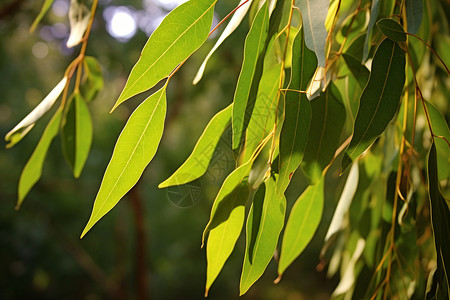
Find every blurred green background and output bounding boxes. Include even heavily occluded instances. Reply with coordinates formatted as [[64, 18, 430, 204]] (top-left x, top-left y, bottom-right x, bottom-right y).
[[0, 0, 339, 299]]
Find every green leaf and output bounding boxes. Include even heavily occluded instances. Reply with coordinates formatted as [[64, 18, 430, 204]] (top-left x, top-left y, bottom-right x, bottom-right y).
[[362, 0, 380, 62], [427, 142, 450, 295], [204, 162, 252, 296], [342, 53, 370, 89], [112, 0, 216, 110], [30, 0, 55, 33], [62, 94, 92, 177], [376, 18, 406, 42], [81, 87, 166, 238], [5, 77, 67, 148], [193, 0, 252, 84], [158, 104, 232, 188], [425, 101, 450, 182], [16, 109, 62, 209], [405, 0, 423, 34], [277, 28, 316, 196], [240, 175, 285, 295], [81, 56, 103, 103], [301, 83, 346, 183], [242, 64, 282, 163], [232, 1, 269, 149], [278, 176, 324, 276], [295, 0, 329, 67], [342, 39, 405, 172]]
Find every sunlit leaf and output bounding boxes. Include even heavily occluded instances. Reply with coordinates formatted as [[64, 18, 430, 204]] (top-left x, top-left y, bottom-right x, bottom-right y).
[[240, 175, 285, 295], [376, 18, 406, 42], [66, 0, 91, 48], [427, 142, 450, 295], [301, 83, 346, 183], [30, 0, 55, 33], [362, 0, 380, 62], [5, 77, 67, 148], [342, 39, 405, 172], [405, 0, 423, 34], [232, 1, 269, 149], [277, 28, 316, 196], [159, 104, 232, 188], [16, 109, 62, 209], [193, 0, 253, 84], [112, 0, 216, 110], [81, 87, 166, 238], [295, 0, 329, 67], [81, 56, 103, 103], [278, 176, 324, 276]]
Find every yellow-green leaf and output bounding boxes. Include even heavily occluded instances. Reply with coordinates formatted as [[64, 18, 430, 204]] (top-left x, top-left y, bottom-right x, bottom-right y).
[[240, 175, 285, 295], [159, 104, 232, 188], [81, 56, 103, 103], [112, 0, 216, 110], [17, 109, 62, 209], [30, 0, 55, 33], [278, 176, 324, 276], [81, 87, 166, 238]]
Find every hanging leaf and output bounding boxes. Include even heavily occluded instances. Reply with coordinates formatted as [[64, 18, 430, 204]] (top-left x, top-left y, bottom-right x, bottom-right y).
[[193, 0, 253, 84], [204, 162, 253, 296], [376, 18, 406, 42], [62, 93, 93, 178], [295, 0, 329, 67], [112, 0, 216, 110], [81, 87, 167, 238], [16, 109, 62, 209], [362, 0, 380, 62], [278, 176, 324, 276], [342, 39, 405, 172], [301, 83, 346, 183], [80, 56, 103, 103], [405, 0, 423, 34], [66, 0, 91, 48], [427, 142, 450, 296], [240, 175, 285, 295], [30, 0, 55, 33], [277, 28, 316, 196], [5, 77, 67, 148], [342, 53, 370, 89], [159, 104, 232, 188], [232, 1, 269, 149]]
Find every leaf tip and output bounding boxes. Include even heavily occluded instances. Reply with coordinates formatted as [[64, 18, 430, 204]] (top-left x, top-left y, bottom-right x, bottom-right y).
[[204, 288, 209, 298], [274, 274, 282, 284]]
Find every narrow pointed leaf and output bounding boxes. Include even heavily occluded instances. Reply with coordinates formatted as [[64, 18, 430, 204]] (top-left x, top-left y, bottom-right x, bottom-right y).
[[5, 77, 67, 148], [112, 0, 216, 110], [159, 104, 232, 188], [81, 87, 166, 238], [74, 95, 93, 177], [66, 0, 90, 48], [232, 1, 269, 149], [240, 175, 285, 295], [427, 142, 450, 293], [277, 28, 316, 196], [377, 18, 406, 42], [17, 109, 62, 209], [342, 53, 370, 89], [30, 0, 55, 33], [301, 83, 346, 183], [362, 0, 380, 62], [81, 56, 103, 103], [342, 39, 405, 172], [278, 176, 324, 276], [295, 0, 329, 67], [405, 0, 423, 34], [204, 163, 252, 295], [193, 0, 252, 84]]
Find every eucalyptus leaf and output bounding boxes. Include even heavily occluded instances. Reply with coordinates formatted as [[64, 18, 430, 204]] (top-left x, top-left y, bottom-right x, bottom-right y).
[[342, 53, 370, 89], [30, 0, 55, 33], [405, 0, 423, 34], [112, 0, 216, 110], [376, 18, 406, 42], [159, 104, 232, 188], [342, 39, 405, 172], [277, 28, 316, 196], [81, 56, 103, 103], [362, 0, 380, 62], [17, 109, 62, 209], [232, 1, 269, 149], [278, 176, 324, 276], [81, 87, 166, 238], [240, 175, 285, 295], [66, 0, 91, 48]]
